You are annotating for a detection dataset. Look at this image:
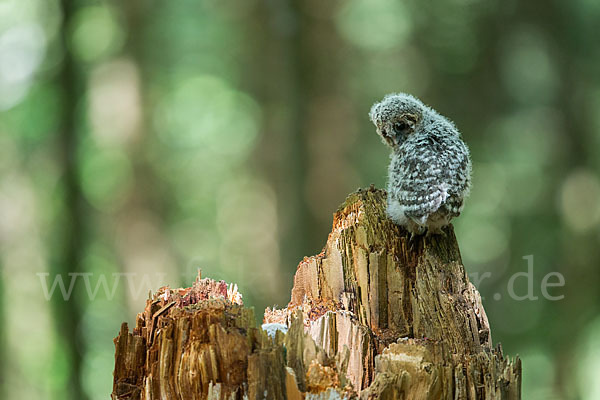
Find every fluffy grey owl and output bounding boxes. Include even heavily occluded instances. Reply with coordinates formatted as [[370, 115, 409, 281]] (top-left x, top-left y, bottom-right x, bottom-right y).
[[369, 93, 471, 236]]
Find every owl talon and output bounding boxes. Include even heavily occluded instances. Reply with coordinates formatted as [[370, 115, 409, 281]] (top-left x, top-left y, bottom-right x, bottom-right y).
[[407, 227, 426, 251], [408, 232, 419, 251]]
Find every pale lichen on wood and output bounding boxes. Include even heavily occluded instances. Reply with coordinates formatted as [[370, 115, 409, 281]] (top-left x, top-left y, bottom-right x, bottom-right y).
[[112, 188, 521, 399]]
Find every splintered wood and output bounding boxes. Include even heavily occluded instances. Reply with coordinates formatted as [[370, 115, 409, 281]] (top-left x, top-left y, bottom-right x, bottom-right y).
[[112, 188, 521, 399]]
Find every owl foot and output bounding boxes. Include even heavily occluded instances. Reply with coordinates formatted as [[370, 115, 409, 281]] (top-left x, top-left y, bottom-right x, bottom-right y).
[[425, 227, 446, 237]]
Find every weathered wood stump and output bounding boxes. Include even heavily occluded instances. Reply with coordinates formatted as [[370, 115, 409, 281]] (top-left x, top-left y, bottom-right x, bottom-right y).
[[112, 188, 521, 399]]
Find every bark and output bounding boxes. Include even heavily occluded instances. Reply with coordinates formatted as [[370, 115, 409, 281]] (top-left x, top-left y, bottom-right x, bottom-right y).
[[54, 0, 87, 399], [112, 187, 521, 399]]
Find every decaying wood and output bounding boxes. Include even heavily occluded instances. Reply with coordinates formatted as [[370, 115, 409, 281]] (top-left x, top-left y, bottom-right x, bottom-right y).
[[112, 187, 521, 399]]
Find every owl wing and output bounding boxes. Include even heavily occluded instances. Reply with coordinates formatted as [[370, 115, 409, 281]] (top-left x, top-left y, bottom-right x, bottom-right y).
[[394, 137, 470, 225], [443, 139, 471, 215]]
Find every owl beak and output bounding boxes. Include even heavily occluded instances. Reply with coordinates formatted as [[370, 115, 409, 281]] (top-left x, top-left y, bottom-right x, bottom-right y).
[[380, 130, 395, 147]]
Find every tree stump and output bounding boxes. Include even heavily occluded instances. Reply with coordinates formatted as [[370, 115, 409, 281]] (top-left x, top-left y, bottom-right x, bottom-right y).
[[112, 187, 521, 399]]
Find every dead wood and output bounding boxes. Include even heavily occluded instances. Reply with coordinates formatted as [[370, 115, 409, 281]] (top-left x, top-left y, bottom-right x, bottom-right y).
[[112, 187, 521, 399]]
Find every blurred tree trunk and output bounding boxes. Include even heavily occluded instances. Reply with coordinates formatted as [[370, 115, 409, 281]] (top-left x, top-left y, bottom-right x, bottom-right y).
[[243, 0, 314, 276], [53, 1, 87, 399], [118, 0, 174, 287], [245, 0, 354, 281], [112, 188, 521, 399]]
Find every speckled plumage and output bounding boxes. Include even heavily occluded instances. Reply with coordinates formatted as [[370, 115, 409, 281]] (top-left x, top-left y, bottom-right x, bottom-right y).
[[369, 93, 471, 235]]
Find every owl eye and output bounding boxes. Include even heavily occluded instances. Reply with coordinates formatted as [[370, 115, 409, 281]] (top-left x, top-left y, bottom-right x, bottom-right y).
[[394, 121, 409, 133]]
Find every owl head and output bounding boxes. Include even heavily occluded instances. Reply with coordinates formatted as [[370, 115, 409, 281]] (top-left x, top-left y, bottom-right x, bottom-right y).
[[369, 93, 425, 148]]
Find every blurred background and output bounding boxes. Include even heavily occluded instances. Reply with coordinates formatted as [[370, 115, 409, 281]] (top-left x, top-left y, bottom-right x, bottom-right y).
[[1, 0, 599, 399]]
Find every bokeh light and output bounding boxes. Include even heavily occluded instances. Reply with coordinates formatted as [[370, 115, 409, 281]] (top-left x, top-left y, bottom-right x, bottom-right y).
[[336, 0, 412, 50], [0, 23, 46, 109], [69, 5, 124, 63], [576, 316, 600, 400], [559, 169, 600, 233], [500, 28, 559, 104]]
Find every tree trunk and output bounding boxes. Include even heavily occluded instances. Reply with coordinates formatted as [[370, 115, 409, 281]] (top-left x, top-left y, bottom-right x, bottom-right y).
[[54, 1, 88, 398], [112, 187, 521, 399]]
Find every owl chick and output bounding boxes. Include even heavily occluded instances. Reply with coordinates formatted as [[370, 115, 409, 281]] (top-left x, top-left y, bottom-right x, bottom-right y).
[[369, 93, 471, 236]]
